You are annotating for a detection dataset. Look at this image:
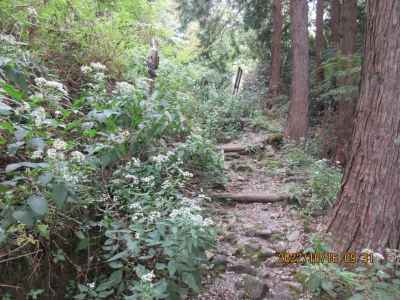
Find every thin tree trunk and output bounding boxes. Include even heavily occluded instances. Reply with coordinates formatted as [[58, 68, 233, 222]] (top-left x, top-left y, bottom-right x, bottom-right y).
[[315, 0, 325, 84], [330, 0, 341, 49], [268, 0, 283, 101], [285, 0, 309, 141], [328, 0, 400, 252], [334, 0, 358, 165]]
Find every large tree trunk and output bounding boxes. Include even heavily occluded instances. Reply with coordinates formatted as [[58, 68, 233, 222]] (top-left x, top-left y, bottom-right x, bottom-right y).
[[328, 0, 400, 252], [315, 0, 325, 84], [268, 0, 283, 100], [334, 0, 358, 165], [285, 0, 309, 141], [330, 0, 341, 49]]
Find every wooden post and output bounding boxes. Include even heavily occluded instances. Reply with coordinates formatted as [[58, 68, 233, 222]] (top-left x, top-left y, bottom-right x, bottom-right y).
[[147, 38, 159, 95], [233, 67, 243, 96]]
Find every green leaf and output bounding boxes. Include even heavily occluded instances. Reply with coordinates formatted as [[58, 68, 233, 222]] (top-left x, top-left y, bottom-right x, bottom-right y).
[[12, 210, 35, 226], [3, 84, 24, 101], [348, 294, 365, 300], [28, 195, 48, 216], [38, 172, 53, 186], [182, 272, 200, 292], [168, 261, 177, 277], [107, 250, 128, 262], [52, 182, 68, 208], [37, 224, 49, 239], [0, 226, 6, 243]]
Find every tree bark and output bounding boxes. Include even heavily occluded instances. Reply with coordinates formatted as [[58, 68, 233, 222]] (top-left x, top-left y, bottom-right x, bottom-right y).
[[285, 0, 309, 141], [268, 0, 283, 101], [328, 0, 400, 252], [334, 0, 358, 165], [315, 0, 325, 83], [330, 0, 341, 49]]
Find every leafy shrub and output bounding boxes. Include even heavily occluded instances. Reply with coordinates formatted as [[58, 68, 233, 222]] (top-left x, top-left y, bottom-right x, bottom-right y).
[[307, 160, 342, 213], [0, 36, 220, 298], [298, 238, 400, 299]]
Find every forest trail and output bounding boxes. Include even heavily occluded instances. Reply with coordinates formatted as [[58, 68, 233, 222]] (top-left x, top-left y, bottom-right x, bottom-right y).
[[197, 128, 314, 300]]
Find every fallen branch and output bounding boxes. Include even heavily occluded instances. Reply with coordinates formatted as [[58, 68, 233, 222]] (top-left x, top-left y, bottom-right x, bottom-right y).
[[209, 192, 292, 203]]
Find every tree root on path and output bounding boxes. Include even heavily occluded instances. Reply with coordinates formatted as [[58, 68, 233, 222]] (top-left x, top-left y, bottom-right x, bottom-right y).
[[209, 192, 292, 203], [219, 134, 283, 154]]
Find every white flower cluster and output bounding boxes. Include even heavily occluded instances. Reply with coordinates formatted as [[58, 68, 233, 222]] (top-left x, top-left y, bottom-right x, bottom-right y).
[[151, 151, 175, 164], [110, 130, 130, 144], [140, 270, 155, 283], [31, 107, 47, 127], [115, 81, 135, 95], [47, 148, 64, 160], [0, 34, 16, 44], [31, 150, 43, 159], [151, 154, 168, 164], [80, 65, 92, 75], [34, 77, 68, 95], [53, 139, 67, 150], [148, 211, 161, 223], [90, 62, 107, 72], [142, 175, 155, 183], [169, 207, 214, 227], [128, 202, 142, 210], [127, 157, 141, 168], [182, 171, 193, 178], [71, 151, 85, 162]]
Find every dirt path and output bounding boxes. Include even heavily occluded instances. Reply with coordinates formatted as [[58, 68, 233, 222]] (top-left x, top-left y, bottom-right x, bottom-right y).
[[197, 129, 313, 300]]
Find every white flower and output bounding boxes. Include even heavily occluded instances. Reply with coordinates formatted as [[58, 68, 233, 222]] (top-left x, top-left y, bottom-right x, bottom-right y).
[[115, 81, 135, 95], [151, 154, 168, 164], [46, 80, 68, 95], [47, 148, 57, 160], [0, 34, 16, 44], [93, 72, 105, 81], [31, 150, 43, 159], [80, 65, 92, 74], [31, 107, 46, 127], [53, 139, 67, 150], [142, 176, 155, 183], [203, 218, 214, 226], [149, 211, 161, 222], [129, 202, 142, 210], [182, 171, 193, 178], [110, 130, 129, 144], [140, 271, 155, 282], [27, 7, 38, 17], [135, 232, 140, 239], [90, 62, 107, 71], [34, 77, 47, 87], [71, 151, 85, 162], [131, 157, 141, 167], [87, 282, 95, 289], [29, 93, 44, 101], [125, 174, 139, 184], [64, 173, 78, 184]]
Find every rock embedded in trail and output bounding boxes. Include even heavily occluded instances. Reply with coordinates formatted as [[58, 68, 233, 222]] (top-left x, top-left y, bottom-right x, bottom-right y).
[[242, 274, 269, 300], [227, 262, 258, 276], [286, 230, 301, 242]]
